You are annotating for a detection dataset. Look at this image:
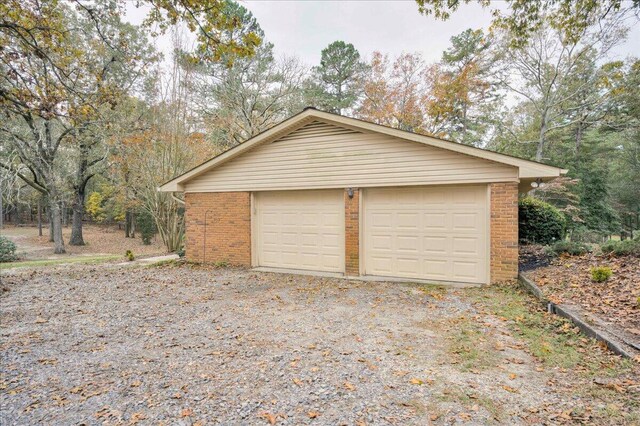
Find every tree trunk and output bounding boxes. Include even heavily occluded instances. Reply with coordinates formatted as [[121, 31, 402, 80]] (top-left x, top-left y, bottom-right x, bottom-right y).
[[16, 204, 23, 225], [48, 208, 54, 242], [37, 198, 43, 237], [575, 121, 584, 155], [125, 210, 132, 238], [62, 202, 67, 227], [536, 112, 547, 162], [70, 185, 87, 245], [49, 197, 65, 254]]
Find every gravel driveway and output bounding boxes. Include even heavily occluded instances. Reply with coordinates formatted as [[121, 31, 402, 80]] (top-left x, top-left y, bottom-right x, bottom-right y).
[[1, 264, 636, 425]]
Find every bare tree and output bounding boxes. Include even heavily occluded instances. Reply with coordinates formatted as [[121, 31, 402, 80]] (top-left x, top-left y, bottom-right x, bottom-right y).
[[496, 15, 629, 161]]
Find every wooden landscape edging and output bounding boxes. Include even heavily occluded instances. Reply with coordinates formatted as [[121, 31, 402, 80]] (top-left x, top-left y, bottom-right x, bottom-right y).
[[518, 273, 639, 360]]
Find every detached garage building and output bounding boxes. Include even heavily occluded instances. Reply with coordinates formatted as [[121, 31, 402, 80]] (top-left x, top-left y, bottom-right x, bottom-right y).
[[160, 108, 565, 285]]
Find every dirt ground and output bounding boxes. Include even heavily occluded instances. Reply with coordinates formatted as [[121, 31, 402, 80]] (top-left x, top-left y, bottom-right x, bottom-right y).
[[1, 263, 637, 425], [2, 224, 167, 261], [522, 246, 640, 342]]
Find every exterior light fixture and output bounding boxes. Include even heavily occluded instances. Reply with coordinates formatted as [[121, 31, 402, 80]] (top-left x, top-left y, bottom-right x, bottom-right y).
[[530, 178, 546, 189], [347, 188, 354, 199]]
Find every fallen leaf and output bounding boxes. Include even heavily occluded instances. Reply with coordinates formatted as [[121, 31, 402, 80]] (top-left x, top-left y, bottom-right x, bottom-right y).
[[129, 412, 146, 424], [344, 381, 356, 391], [258, 411, 278, 425], [502, 385, 519, 393]]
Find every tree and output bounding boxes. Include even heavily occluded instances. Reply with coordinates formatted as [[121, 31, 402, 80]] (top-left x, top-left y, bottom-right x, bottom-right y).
[[358, 52, 434, 134], [192, 2, 306, 149], [1, 2, 156, 252], [109, 33, 216, 252], [306, 41, 368, 114], [414, 0, 639, 47], [426, 29, 503, 145], [1, 0, 260, 68], [494, 18, 627, 162], [606, 60, 640, 237]]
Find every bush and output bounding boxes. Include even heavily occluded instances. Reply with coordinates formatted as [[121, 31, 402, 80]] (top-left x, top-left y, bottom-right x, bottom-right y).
[[0, 236, 18, 262], [125, 250, 135, 261], [600, 237, 640, 257], [545, 240, 589, 257], [137, 211, 156, 245], [570, 227, 605, 244], [590, 266, 612, 283], [519, 197, 566, 245]]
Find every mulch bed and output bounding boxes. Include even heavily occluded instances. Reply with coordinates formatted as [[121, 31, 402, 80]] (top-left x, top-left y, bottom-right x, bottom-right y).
[[523, 247, 640, 339]]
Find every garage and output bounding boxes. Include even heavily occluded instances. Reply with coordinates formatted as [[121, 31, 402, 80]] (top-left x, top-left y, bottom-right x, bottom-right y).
[[363, 185, 488, 284], [254, 190, 344, 273], [161, 108, 566, 284]]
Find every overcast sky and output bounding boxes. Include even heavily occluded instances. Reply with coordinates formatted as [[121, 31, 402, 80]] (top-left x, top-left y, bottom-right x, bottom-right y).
[[127, 1, 640, 67]]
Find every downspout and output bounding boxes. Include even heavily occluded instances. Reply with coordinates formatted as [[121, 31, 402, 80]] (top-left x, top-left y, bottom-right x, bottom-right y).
[[171, 192, 185, 205]]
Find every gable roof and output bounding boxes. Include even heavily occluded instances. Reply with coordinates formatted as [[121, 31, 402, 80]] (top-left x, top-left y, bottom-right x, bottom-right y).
[[159, 108, 567, 192]]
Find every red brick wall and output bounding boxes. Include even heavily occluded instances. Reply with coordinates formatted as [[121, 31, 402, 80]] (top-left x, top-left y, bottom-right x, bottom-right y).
[[490, 183, 519, 283], [345, 188, 360, 276], [184, 192, 251, 265]]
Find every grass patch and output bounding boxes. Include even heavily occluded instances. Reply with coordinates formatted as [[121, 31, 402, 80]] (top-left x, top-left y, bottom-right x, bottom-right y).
[[435, 383, 503, 422], [446, 316, 498, 371], [0, 255, 119, 270], [408, 282, 448, 299], [147, 259, 183, 268]]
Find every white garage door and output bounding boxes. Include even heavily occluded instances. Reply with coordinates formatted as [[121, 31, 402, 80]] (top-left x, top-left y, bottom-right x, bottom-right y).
[[363, 185, 488, 284], [255, 190, 344, 273]]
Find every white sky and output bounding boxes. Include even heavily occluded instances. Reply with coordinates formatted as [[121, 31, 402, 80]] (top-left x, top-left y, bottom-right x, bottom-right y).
[[127, 0, 640, 67]]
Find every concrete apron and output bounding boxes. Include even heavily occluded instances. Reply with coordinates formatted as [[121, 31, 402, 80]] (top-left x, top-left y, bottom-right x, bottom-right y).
[[252, 266, 482, 288]]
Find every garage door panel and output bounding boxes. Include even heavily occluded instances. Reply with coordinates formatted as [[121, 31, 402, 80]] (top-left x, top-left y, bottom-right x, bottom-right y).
[[452, 213, 479, 230], [425, 259, 448, 278], [256, 190, 345, 273], [452, 237, 480, 255], [424, 236, 448, 254], [452, 261, 480, 280], [322, 234, 340, 248], [424, 213, 447, 230], [397, 235, 419, 252], [364, 186, 487, 284]]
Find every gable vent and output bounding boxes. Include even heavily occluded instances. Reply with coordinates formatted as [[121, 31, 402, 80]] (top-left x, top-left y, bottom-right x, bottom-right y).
[[275, 120, 360, 143]]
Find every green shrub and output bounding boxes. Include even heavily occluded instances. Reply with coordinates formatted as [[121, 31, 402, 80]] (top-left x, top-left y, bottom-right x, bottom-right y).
[[137, 211, 155, 245], [545, 240, 589, 257], [125, 250, 135, 261], [519, 197, 566, 245], [570, 227, 605, 244], [0, 236, 18, 262], [601, 238, 640, 256], [590, 266, 612, 283]]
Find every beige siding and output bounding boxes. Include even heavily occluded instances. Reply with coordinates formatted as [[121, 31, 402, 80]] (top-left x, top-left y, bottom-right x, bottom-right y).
[[185, 121, 517, 192]]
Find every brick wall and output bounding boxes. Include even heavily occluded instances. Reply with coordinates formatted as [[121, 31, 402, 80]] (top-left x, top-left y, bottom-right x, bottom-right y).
[[344, 188, 360, 276], [184, 192, 251, 265], [490, 182, 519, 283]]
